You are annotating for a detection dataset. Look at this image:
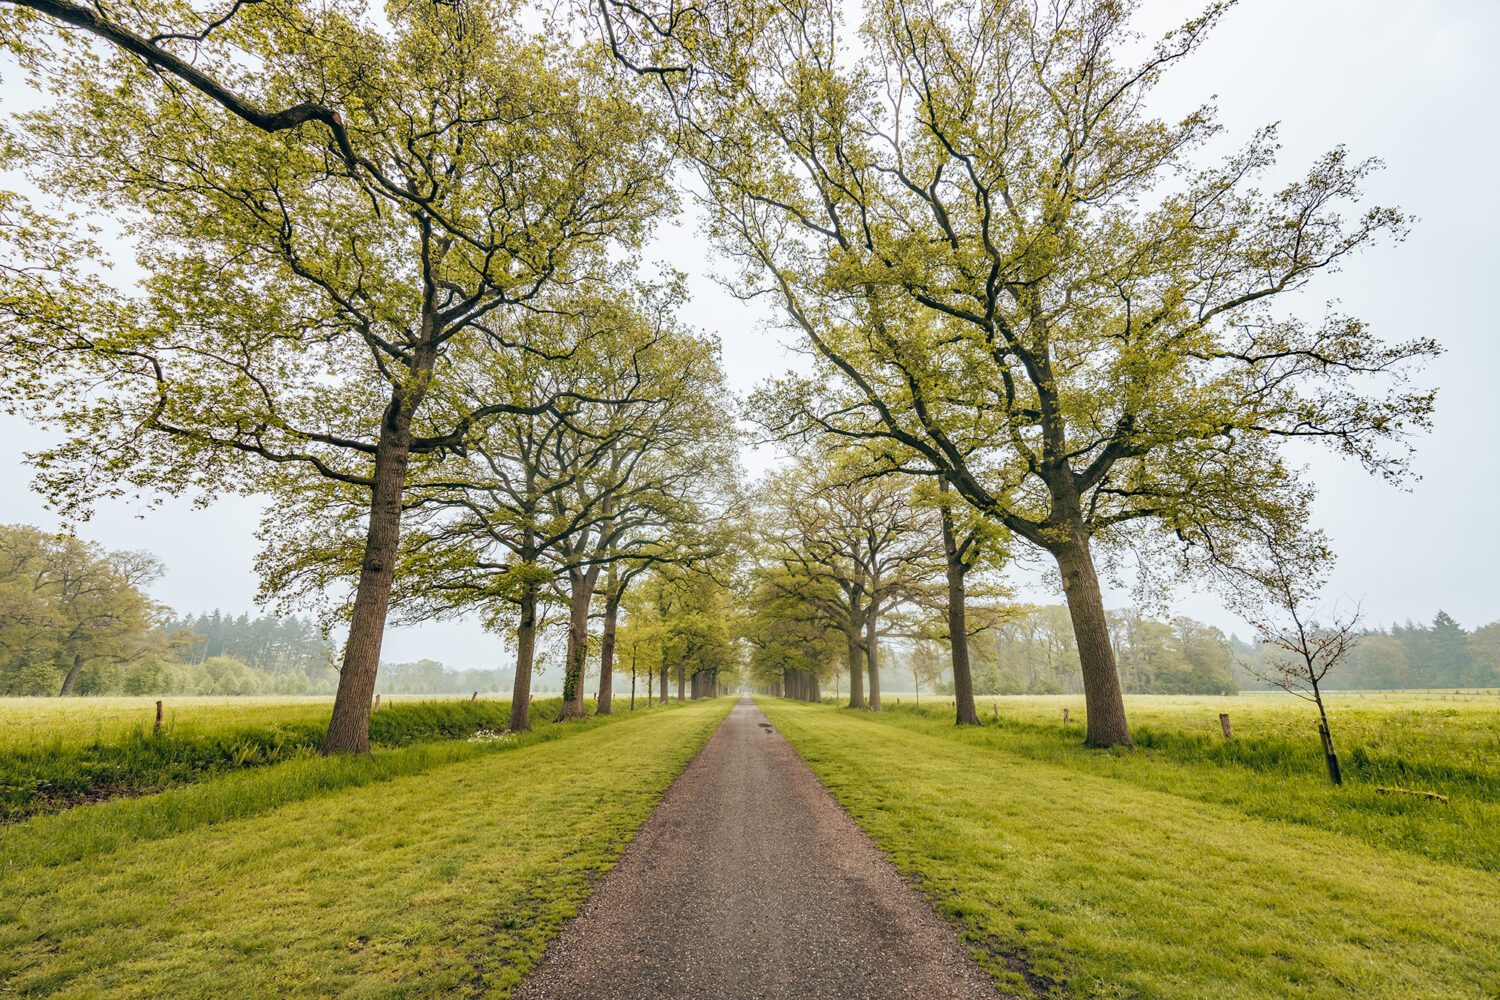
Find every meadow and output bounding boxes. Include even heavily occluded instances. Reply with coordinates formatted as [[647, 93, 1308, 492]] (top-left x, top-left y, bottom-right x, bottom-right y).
[[0, 697, 733, 996], [760, 692, 1500, 998], [0, 695, 572, 822]]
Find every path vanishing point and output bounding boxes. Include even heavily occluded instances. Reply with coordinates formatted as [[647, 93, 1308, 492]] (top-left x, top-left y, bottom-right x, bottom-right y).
[[512, 696, 1005, 1000]]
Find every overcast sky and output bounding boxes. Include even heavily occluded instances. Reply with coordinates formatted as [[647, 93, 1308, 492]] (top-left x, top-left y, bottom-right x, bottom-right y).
[[2, 0, 1497, 668]]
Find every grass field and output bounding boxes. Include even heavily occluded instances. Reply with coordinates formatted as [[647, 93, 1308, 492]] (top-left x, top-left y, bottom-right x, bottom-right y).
[[0, 694, 538, 751], [0, 695, 587, 822], [0, 697, 732, 997], [759, 695, 1500, 999], [870, 690, 1500, 871]]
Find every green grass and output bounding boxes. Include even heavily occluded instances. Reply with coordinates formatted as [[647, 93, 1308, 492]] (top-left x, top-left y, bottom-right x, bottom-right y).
[[0, 694, 532, 751], [0, 697, 732, 997], [873, 690, 1500, 871], [758, 697, 1500, 999], [0, 696, 561, 822]]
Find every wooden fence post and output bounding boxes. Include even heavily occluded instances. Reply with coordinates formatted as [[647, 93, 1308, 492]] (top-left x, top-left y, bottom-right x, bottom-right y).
[[373, 693, 381, 713], [1062, 707, 1069, 726], [154, 700, 163, 734], [1219, 713, 1233, 739], [471, 691, 478, 702]]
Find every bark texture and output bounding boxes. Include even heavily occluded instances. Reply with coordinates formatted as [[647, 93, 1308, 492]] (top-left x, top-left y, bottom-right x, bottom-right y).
[[58, 652, 84, 697], [509, 583, 539, 732], [322, 394, 416, 755], [597, 594, 619, 715], [558, 577, 594, 720], [1055, 533, 1132, 747], [845, 631, 865, 709], [940, 503, 981, 726]]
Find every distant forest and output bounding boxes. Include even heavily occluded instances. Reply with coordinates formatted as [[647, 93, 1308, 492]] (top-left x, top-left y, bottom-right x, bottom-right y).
[[0, 524, 512, 696], [898, 606, 1500, 697], [1236, 611, 1500, 691]]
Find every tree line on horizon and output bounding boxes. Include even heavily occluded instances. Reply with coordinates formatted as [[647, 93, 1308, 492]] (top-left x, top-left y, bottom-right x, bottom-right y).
[[4, 515, 1497, 701], [0, 0, 1443, 750]]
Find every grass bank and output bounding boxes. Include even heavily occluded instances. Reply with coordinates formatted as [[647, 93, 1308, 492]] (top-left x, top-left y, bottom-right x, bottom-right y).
[[1, 697, 732, 997], [0, 696, 561, 822], [759, 698, 1500, 999]]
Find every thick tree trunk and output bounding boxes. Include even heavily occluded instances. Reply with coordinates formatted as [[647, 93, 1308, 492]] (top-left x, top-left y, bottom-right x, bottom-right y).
[[597, 594, 619, 715], [58, 652, 84, 696], [676, 663, 685, 701], [509, 583, 538, 732], [1054, 533, 1132, 747], [845, 630, 866, 708], [659, 661, 668, 704], [941, 500, 981, 726], [559, 583, 592, 720], [865, 612, 882, 711], [322, 397, 416, 755]]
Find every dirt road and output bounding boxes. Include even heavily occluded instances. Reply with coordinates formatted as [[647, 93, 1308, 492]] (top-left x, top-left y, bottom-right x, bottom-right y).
[[511, 696, 1005, 999]]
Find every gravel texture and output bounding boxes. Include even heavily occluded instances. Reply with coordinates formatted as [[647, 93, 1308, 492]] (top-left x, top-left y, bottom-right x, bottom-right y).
[[511, 697, 1008, 999]]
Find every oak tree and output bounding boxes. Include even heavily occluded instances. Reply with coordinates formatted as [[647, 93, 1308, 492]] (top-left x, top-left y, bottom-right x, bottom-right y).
[[603, 0, 1436, 745]]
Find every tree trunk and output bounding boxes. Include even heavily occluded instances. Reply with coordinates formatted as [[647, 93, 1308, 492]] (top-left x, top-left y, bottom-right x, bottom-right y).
[[846, 630, 866, 709], [558, 575, 593, 720], [1313, 683, 1343, 786], [865, 611, 882, 711], [509, 582, 538, 732], [659, 661, 668, 704], [58, 652, 84, 696], [941, 498, 981, 726], [676, 663, 685, 701], [597, 593, 619, 715], [1054, 533, 1132, 747], [322, 395, 416, 755]]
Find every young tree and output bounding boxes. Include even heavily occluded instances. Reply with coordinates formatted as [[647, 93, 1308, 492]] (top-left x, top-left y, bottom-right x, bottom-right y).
[[1235, 535, 1355, 786], [3, 1, 670, 751], [603, 0, 1436, 746]]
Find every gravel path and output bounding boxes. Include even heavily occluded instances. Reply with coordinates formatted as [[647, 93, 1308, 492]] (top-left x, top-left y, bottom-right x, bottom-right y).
[[511, 696, 1007, 1000]]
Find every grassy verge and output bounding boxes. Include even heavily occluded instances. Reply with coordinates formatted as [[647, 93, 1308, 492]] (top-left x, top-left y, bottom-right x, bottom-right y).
[[1, 697, 732, 997], [758, 698, 1500, 999], [1, 697, 562, 822], [871, 692, 1500, 871]]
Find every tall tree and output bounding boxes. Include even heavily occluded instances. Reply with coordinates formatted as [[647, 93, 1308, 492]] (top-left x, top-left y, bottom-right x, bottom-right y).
[[603, 0, 1436, 746], [3, 1, 670, 751], [759, 453, 931, 710], [356, 293, 733, 727], [0, 525, 166, 695]]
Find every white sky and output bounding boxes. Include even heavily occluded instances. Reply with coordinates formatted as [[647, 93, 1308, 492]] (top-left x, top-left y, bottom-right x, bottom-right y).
[[2, 0, 1497, 667]]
